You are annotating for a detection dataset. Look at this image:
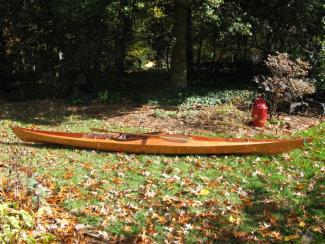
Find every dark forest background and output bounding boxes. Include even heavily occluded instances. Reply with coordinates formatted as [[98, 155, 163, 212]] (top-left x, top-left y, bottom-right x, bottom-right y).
[[0, 0, 324, 100]]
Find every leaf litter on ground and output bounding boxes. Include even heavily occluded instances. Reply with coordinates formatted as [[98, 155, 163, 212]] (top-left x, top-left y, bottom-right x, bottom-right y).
[[0, 100, 324, 242]]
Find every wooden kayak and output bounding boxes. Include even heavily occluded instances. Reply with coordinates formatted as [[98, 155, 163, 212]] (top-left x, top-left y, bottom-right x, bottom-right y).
[[11, 126, 311, 155]]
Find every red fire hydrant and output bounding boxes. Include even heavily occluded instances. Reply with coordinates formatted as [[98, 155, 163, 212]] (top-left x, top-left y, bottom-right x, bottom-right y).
[[252, 96, 268, 127]]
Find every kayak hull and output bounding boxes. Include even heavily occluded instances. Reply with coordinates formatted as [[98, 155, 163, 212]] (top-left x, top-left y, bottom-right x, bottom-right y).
[[11, 127, 310, 155]]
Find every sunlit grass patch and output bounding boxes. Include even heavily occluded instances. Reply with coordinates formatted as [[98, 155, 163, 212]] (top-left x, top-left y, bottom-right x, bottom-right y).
[[0, 101, 324, 242]]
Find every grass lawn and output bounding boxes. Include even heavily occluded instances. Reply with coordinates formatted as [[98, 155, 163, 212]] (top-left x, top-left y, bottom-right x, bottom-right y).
[[0, 99, 324, 243]]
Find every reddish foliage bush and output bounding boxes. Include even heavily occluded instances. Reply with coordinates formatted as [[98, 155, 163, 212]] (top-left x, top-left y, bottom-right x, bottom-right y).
[[255, 52, 316, 115]]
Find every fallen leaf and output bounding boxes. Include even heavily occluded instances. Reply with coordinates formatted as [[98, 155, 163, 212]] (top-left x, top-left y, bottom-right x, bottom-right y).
[[157, 216, 167, 224], [199, 189, 210, 196], [270, 231, 282, 240], [82, 162, 93, 170], [124, 226, 131, 232], [112, 177, 123, 184], [284, 235, 299, 241], [229, 214, 241, 225], [296, 183, 305, 190], [299, 221, 306, 227], [63, 171, 74, 180], [311, 226, 323, 233]]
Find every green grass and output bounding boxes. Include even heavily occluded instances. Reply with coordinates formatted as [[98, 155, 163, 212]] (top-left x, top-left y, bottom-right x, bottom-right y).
[[0, 101, 324, 242]]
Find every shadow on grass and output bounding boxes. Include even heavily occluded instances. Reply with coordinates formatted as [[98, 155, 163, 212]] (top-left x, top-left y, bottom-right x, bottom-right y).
[[0, 100, 138, 126], [0, 72, 255, 126], [239, 176, 325, 242]]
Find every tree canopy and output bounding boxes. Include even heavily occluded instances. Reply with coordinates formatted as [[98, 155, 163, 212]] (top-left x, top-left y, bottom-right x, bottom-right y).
[[0, 0, 324, 97]]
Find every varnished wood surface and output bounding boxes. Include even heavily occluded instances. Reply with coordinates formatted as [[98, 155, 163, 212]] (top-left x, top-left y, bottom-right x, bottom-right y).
[[11, 127, 311, 155]]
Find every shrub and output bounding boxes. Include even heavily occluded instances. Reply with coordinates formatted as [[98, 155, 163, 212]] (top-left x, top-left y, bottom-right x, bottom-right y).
[[255, 52, 316, 115], [97, 90, 121, 104]]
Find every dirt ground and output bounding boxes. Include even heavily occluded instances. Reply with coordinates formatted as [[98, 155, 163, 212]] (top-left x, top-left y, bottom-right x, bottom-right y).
[[98, 104, 324, 137], [1, 100, 324, 137]]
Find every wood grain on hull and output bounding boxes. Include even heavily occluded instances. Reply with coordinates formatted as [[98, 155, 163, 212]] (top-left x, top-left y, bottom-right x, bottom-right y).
[[11, 127, 310, 155]]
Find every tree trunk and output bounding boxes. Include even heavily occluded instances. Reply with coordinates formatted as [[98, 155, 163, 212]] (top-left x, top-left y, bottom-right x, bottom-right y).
[[120, 15, 132, 74], [212, 36, 217, 74], [170, 0, 187, 89], [186, 6, 193, 85], [197, 38, 203, 64], [115, 7, 132, 77], [165, 45, 170, 70], [212, 37, 217, 64]]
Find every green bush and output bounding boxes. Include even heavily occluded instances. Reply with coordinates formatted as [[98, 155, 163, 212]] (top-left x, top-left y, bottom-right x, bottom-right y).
[[97, 90, 122, 104], [153, 109, 178, 119], [180, 89, 253, 108]]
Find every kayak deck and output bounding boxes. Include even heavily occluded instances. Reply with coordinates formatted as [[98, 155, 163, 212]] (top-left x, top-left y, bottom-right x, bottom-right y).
[[11, 127, 311, 155]]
